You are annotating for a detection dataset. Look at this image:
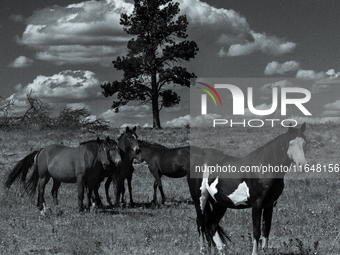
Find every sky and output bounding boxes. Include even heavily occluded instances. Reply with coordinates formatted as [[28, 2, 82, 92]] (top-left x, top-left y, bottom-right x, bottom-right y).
[[1, 0, 340, 127]]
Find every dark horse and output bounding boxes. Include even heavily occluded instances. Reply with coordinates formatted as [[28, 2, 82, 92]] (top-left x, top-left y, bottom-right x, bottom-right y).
[[187, 123, 307, 255], [136, 141, 226, 208], [92, 126, 141, 207], [5, 137, 121, 214], [137, 140, 191, 207]]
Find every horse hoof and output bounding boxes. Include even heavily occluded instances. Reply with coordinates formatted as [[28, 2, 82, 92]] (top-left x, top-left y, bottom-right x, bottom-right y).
[[150, 202, 157, 210]]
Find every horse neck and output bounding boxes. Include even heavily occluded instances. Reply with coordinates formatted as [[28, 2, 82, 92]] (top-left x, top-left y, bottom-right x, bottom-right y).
[[247, 133, 292, 168], [81, 141, 100, 162], [118, 134, 129, 153]]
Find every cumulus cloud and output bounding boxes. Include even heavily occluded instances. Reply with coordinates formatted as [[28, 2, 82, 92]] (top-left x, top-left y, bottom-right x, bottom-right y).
[[218, 31, 296, 57], [18, 0, 133, 66], [8, 56, 34, 68], [17, 0, 297, 64], [264, 61, 300, 75], [100, 104, 152, 123], [296, 68, 340, 87], [295, 70, 326, 80], [190, 113, 222, 127], [12, 70, 103, 102], [163, 115, 190, 127]]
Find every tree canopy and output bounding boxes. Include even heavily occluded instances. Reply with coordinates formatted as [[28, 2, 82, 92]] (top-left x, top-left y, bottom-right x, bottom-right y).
[[101, 0, 198, 129]]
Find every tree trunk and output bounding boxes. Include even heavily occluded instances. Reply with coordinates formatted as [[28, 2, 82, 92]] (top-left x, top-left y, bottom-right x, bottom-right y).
[[152, 101, 161, 129], [151, 71, 162, 129]]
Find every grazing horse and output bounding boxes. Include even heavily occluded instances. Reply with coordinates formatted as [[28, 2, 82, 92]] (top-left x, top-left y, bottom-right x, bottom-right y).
[[5, 137, 121, 213], [187, 123, 307, 255], [92, 126, 140, 207]]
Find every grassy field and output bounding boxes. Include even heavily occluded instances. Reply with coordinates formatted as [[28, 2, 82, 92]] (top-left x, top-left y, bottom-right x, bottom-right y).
[[0, 124, 339, 254]]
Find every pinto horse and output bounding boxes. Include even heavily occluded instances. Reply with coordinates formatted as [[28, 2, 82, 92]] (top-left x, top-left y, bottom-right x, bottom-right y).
[[5, 137, 121, 214], [187, 123, 307, 255], [92, 126, 140, 207]]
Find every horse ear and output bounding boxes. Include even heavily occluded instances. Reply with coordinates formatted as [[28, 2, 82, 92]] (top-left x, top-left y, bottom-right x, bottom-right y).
[[133, 126, 137, 132], [106, 136, 111, 143], [300, 122, 306, 132], [288, 123, 294, 133], [126, 126, 130, 132], [97, 137, 101, 143]]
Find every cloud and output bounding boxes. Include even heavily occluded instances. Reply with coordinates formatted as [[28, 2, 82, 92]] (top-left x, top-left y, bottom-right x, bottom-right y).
[[264, 61, 300, 75], [296, 68, 340, 87], [218, 31, 296, 57], [326, 69, 340, 78], [18, 0, 133, 66], [295, 70, 326, 80], [260, 80, 293, 93], [17, 0, 297, 64], [191, 113, 222, 127], [163, 115, 190, 127], [8, 56, 34, 68], [66, 102, 91, 111], [324, 100, 340, 111], [12, 70, 103, 102], [292, 116, 340, 124], [100, 104, 152, 123]]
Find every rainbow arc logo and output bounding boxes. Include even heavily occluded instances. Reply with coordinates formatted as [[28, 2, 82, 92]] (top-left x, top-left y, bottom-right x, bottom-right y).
[[196, 82, 222, 116], [196, 82, 222, 106]]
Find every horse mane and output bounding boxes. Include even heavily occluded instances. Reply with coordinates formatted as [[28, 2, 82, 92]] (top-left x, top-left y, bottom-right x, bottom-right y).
[[79, 139, 98, 145], [245, 128, 304, 165], [138, 139, 165, 148]]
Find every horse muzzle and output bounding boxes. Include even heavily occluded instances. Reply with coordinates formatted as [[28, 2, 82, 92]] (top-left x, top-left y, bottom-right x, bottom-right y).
[[133, 147, 141, 154]]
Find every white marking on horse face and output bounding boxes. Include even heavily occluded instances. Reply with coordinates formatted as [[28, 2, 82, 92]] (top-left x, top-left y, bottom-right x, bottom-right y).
[[228, 181, 250, 206], [199, 164, 210, 213], [287, 137, 307, 167], [212, 232, 225, 252]]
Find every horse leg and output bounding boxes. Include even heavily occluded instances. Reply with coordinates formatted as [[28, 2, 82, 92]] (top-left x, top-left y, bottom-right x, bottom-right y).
[[261, 204, 273, 250], [120, 180, 126, 204], [105, 177, 113, 206], [251, 206, 263, 255], [127, 173, 134, 207], [51, 179, 61, 206], [157, 175, 166, 205], [92, 177, 103, 207], [76, 177, 85, 212], [151, 179, 158, 209], [206, 202, 228, 255], [37, 175, 50, 215]]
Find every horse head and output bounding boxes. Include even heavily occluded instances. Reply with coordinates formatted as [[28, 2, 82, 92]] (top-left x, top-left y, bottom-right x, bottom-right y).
[[105, 136, 122, 166], [97, 137, 121, 170], [118, 126, 141, 154], [286, 122, 308, 169]]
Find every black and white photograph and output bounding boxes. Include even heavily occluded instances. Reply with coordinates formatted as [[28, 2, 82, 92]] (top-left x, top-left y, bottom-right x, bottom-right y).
[[1, 0, 340, 254]]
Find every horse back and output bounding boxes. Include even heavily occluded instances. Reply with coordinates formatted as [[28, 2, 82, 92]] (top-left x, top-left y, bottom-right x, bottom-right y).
[[38, 144, 101, 183]]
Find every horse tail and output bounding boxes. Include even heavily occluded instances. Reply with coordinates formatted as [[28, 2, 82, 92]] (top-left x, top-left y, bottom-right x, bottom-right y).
[[4, 150, 40, 189], [201, 200, 231, 248], [23, 149, 43, 198]]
